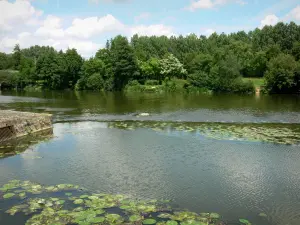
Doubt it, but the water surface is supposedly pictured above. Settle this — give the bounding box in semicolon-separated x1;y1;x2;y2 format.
1;91;300;225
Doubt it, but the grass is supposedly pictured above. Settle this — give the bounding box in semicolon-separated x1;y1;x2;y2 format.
243;77;264;88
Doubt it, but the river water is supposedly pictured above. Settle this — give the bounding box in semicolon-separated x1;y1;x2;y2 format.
0;91;300;225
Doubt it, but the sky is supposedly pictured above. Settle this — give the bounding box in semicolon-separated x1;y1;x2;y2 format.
0;0;299;57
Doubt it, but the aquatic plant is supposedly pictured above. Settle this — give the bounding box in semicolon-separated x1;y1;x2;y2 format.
0;180;236;225
108;121;300;145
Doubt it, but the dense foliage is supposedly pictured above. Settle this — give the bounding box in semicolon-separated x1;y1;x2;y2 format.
1;22;300;94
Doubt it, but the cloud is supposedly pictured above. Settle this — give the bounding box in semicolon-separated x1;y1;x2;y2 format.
65;15;125;39
203;28;215;36
0;1;175;57
134;12;151;23
130;24;175;37
286;5;300;21
186;0;246;11
260;14;279;28
35;15;65;38
0;0;43;30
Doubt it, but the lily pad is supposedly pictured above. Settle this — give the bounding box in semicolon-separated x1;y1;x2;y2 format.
210;212;220;219
3;193;15;199
239;218;251;224
129;214;143;222
74;199;84;204
19;192;26;198
65;192;72;196
143;218;157;224
90;217;105;223
166;220;178;225
258;213;267;217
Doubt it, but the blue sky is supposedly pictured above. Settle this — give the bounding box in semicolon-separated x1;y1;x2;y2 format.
1;0;300;57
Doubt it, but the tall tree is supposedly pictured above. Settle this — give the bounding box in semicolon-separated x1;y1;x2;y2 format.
109;35;139;90
12;44;21;70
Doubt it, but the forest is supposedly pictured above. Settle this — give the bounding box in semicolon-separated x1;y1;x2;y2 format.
0;21;300;94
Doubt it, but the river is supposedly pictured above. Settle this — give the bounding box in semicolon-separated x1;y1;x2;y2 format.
0;91;300;225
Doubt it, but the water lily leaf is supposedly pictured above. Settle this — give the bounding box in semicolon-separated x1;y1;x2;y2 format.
80;195;89;199
239;218;250;224
74;199;84;204
105;213;123;224
166;220;178;225
3;193;15;199
129;214;142;222
143;218;157;224
19;192;26;198
88;195;99;200
120;205;132;210
65;192;72;196
180;221;206;225
90;217;105;223
57;200;65;205
210;212;220;219
158;213;172;219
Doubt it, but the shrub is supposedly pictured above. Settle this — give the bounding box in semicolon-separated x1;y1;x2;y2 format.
264;54;298;93
145;80;159;85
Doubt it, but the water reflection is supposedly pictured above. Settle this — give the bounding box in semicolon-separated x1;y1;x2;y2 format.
1;122;300;225
1;91;300;123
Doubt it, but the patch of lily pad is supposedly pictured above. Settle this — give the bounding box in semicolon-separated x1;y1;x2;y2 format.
1;180;250;225
108;121;300;145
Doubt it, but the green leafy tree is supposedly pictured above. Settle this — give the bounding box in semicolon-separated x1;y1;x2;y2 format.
292;42;300;61
208;54;242;92
109;35;139;90
264;54;298;93
36;50;60;89
139;58;161;82
64;49;83;88
12;44;21;70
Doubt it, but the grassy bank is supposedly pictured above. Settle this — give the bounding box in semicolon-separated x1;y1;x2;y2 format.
242;78;264;89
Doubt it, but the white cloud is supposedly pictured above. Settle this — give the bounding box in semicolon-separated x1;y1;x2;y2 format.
65;15;125;39
0;0;43;30
130;24;175;37
35;15;65;38
134;12;151;23
260;14;279;28
0;2;174;57
186;0;246;11
286;5;300;21
204;28;215;36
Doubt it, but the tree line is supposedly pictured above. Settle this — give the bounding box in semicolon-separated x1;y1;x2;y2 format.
0;21;300;94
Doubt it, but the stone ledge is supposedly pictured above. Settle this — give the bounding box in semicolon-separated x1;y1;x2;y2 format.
0;110;52;142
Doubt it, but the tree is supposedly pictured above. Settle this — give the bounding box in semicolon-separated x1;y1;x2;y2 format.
12;44;21;70
109;35;139;90
64;49;83;88
292;42;300;61
208;54;242;92
138;58;161;82
76;57;105;90
0;53;13;70
160;54;187;80
244;51;267;77
36;50;60;89
264;54;298;93
188;53;213;74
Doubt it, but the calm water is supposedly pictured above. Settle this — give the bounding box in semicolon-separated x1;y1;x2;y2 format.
1;91;300;225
